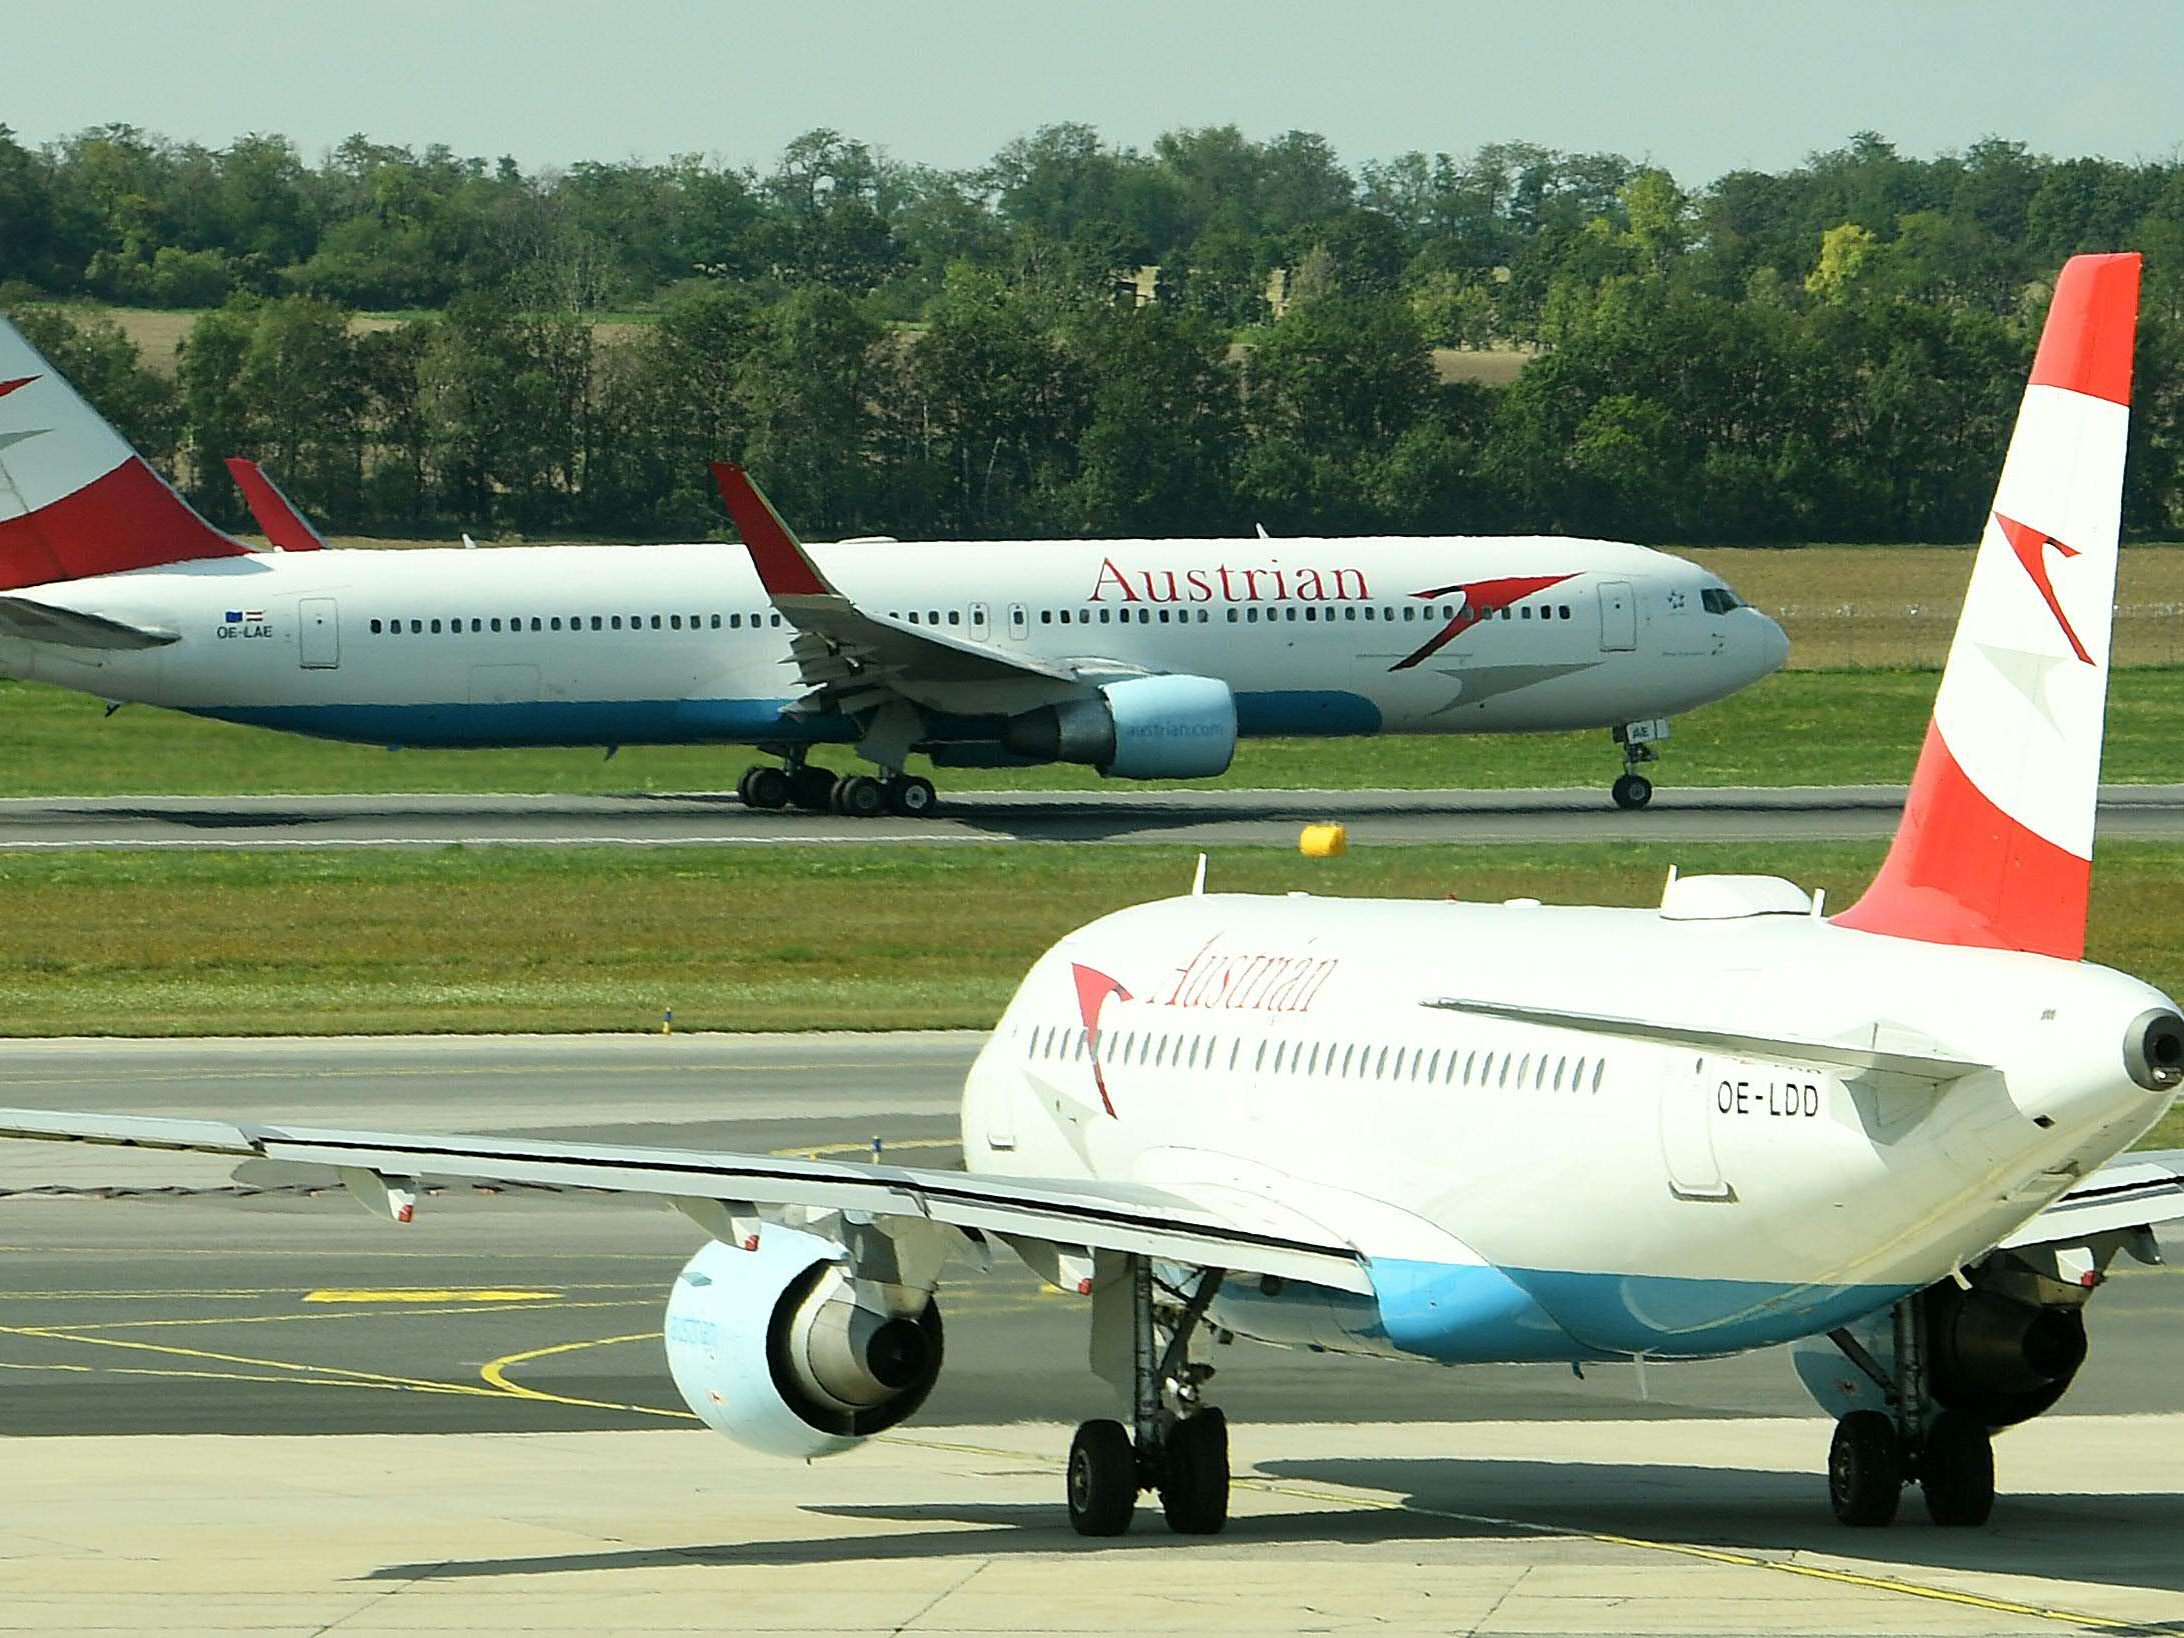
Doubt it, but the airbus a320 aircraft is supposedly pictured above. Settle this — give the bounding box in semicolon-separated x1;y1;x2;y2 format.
4;254;2180;1536
0;316;1785;812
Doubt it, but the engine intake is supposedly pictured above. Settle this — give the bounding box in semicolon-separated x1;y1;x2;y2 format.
1002;675;1237;779
664;1230;943;1459
2123;1007;2184;1091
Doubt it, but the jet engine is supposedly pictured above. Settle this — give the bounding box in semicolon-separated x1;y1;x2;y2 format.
1002;675;1237;779
663;1228;944;1459
1922;1281;2086;1427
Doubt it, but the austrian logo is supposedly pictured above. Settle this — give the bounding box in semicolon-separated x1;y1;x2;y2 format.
1994;512;2093;665
1391;574;1576;671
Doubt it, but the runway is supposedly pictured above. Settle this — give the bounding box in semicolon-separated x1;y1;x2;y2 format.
11;782;2184;849
3;1033;2181;1633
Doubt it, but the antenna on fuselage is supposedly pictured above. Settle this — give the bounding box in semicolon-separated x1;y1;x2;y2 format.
1254;523;1272;540
462;533;479;550
1191;853;1208;896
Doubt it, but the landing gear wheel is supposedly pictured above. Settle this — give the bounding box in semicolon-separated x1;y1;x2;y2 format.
735;767;757;805
834;773;886;819
1918;1411;1995;1527
887;775;939;818
743;767;790;810
1611;773;1653;810
1158;1407;1230;1535
1828;1410;1904;1527
1067;1419;1137;1537
788;764;835;812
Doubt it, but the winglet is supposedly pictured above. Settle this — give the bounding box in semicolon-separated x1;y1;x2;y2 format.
224;458;328;552
709;462;835;598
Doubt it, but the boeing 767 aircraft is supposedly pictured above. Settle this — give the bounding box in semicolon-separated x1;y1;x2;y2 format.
0;317;1785;812
4;255;2180;1535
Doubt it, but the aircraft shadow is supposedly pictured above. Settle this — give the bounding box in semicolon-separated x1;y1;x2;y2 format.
361;1453;2184;1612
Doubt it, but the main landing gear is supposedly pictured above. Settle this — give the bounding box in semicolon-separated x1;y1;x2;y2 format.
1609;719;1669;810
1824;1298;1996;1528
735;757;939;819
1068;1260;1230;1537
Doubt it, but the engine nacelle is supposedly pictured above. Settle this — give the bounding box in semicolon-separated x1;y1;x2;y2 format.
1924;1282;2086;1427
663;1229;943;1459
1001;675;1237;779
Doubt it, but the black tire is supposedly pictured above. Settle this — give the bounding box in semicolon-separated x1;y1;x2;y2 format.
839;774;887;819
1067;1419;1137;1537
735;766;757;806
1611;773;1654;810
1159;1407;1230;1535
1919;1410;1995;1527
789;765;835;812
1828;1410;1903;1527
889;775;939;818
744;767;791;810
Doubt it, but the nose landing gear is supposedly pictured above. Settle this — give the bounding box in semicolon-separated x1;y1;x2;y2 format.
1066;1260;1230;1537
1610;719;1669;809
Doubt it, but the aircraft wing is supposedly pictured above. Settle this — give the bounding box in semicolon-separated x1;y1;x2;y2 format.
1423;997;1991;1080
1997;1148;2184;1251
225;458;328;552
0;595;178;650
709;463;1099;711
0;1107;1372;1295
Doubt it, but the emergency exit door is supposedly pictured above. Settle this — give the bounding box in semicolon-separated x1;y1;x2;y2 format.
298;598;339;669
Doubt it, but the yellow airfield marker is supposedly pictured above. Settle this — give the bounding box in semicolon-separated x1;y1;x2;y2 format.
303;1289;561;1304
1299;822;1348;857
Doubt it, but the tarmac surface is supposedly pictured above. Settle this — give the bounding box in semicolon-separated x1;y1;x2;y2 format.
7;782;2184;850
2;1032;2181;1633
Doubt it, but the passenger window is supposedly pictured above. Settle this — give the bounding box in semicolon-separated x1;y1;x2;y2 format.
650;615;662;630
1362;606;1375;621
670;615;683;630
409;619;422;633
947;611;960;626
771;614;783;627
549;617;562;631
1344;606;1357;620
1285;607;1297;622
1592;1060;1606;1093
1226;608;1238;623
1246;608;1258;623
1374;1045;1389;1078
610;616;622;630
1228;1039;1241;1070
1254;1041;1268;1071
1428;1049;1441;1081
1273;1041;1288;1072
1041;610;1053;624
429;619;442;633
530;617;542;631
1340;1043;1356;1076
369;619;382;633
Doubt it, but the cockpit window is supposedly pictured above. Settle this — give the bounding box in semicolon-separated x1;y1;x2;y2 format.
1700;587;1744;614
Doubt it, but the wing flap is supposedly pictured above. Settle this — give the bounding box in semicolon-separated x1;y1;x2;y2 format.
1424;997;1990;1080
0;1108;1371;1293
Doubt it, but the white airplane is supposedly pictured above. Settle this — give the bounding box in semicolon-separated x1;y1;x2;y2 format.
0;320;1786;813
3;254;2179;1536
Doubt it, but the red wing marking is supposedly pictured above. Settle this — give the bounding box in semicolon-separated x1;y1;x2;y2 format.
709;462;831;597
1994;512;2092;665
1390;573;1575;671
1070;963;1133;1118
0;376;37;399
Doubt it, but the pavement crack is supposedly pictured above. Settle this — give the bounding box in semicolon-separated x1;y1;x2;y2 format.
891;1554;991;1634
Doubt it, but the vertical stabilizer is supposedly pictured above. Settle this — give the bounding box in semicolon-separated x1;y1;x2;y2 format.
1833;253;2140;959
0;316;247;591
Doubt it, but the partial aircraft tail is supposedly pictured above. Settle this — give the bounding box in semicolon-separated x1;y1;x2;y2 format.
0;315;249;592
225;457;328;552
1833;252;2140;960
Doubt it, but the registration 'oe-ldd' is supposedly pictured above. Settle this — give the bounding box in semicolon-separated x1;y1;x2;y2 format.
3;254;2180;1538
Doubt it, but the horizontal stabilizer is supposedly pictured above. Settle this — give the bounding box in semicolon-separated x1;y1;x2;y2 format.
1424;997;1990;1080
0;594;177;650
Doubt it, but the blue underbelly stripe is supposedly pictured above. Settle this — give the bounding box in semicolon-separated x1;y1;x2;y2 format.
183;689;1389;750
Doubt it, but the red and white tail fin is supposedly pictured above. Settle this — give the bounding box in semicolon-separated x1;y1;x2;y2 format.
0;316;248;592
225;457;329;552
1833;252;2140;960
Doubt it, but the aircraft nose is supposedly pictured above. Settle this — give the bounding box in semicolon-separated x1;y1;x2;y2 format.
1748;609;1790;677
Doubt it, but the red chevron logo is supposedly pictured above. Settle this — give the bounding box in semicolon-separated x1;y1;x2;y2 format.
0;376;38;399
1994;512;2092;665
1390;573;1576;671
1070;963;1132;1118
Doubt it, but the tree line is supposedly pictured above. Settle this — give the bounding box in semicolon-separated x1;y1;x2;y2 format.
3;123;2181;544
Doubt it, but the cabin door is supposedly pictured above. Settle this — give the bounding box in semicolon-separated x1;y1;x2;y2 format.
298;598;339;669
1598;582;1637;651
